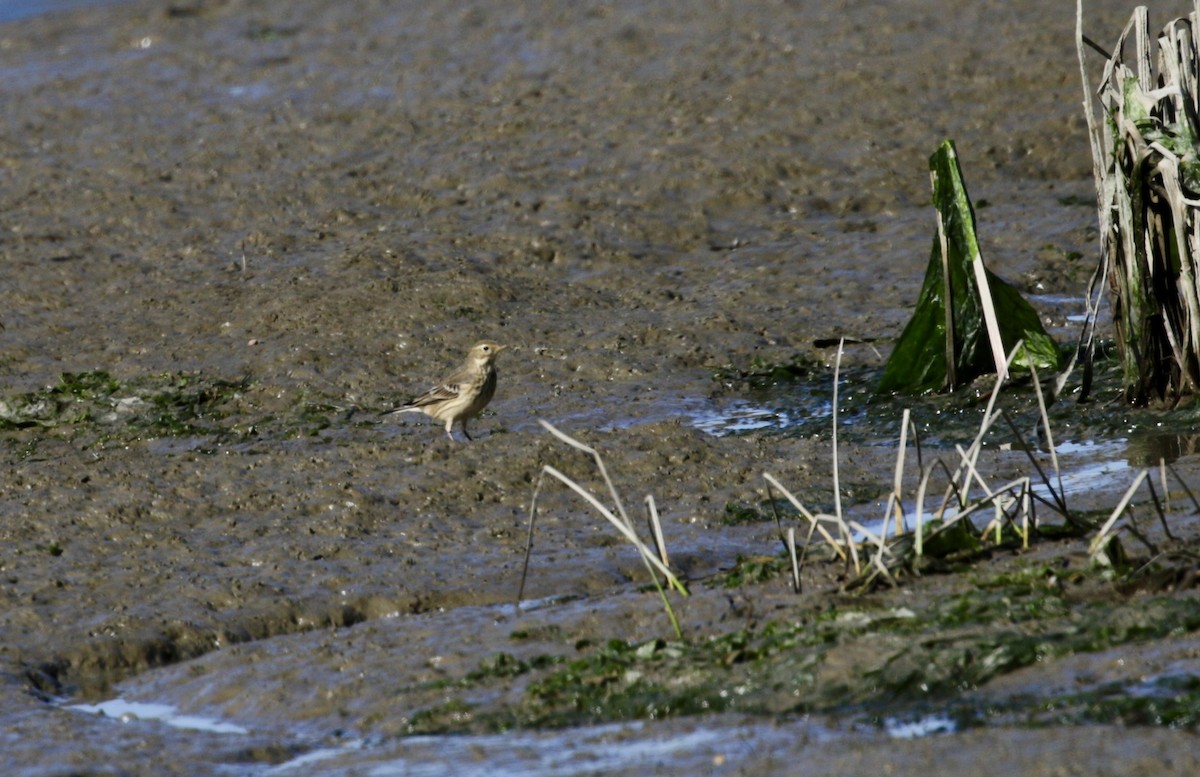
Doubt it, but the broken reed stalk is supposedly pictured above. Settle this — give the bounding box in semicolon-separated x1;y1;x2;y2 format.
645;494;670;570
999;410;1072;522
940;200;1008;387
1025;346;1064;503
764;357;1185;589
1166;459;1200;513
1021;484;1032;550
768;353;1103;589
518;421;688;638
764;472;847;561
1159;458;1171;522
1077;2;1200;404
768;475;822;591
539;419;634;530
949;342;1023;508
760;335;870;579
786;527;801;593
937;207;957;390
831;339;845;527
1143;473;1172;540
914;463;934;561
829;338;861;576
1083;453;1193;565
1089;469;1151;557
891;408;911;536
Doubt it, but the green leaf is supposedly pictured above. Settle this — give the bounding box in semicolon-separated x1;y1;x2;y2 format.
878;140;1062;394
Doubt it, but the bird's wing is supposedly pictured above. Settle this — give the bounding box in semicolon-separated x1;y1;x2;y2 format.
402;380;462;409
380;362;474;415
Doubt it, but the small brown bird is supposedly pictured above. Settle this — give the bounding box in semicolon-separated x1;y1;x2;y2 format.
382;340;506;441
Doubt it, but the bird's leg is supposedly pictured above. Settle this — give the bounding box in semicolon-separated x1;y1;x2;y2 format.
445;419;458;442
461;420;474;442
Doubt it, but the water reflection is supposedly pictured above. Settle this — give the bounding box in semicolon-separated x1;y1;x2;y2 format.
1125;433;1200;467
66;697;248;735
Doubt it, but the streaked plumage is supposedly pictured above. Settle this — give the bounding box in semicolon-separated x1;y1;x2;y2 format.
382;340;505;441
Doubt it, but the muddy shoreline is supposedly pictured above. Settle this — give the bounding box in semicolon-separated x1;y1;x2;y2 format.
3;0;1200;773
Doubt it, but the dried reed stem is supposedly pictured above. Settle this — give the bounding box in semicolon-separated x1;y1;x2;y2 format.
518;422;688;637
1077;2;1200;403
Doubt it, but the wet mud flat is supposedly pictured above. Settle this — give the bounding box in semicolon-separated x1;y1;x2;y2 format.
3;0;1200;773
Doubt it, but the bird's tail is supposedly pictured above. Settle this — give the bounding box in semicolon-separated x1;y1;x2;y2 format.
379;405;419;417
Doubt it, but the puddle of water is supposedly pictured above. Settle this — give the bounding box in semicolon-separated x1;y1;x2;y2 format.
686;398;835;434
60;689;850;777
65;697;249;735
1054;439;1123;456
265;717;841;777
545;394;826;437
845;438;1134;543
1125;431;1200;467
1027;294;1084;306
689;399;815;436
1053;455;1131;497
229;82;273;100
381;724;718;777
1027;293;1099;327
0;0;126;23
884;713;957;739
1125;673;1195;700
509;593;579;613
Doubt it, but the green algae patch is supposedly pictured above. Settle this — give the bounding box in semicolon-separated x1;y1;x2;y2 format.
719;554;792;588
520;638;719;727
466;652;564;684
0;370;249;439
722;499;795;526
927;669;1200;732
0;371;122;429
132;373;251;438
0;370;366;447
400;555;1200;735
406;699;479;734
713;353;821;389
1047;675;1200;728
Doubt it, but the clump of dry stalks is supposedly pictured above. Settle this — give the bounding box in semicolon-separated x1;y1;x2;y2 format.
518;420;689;638
514;329;1198;612
518;342;1192;622
766;340;1198;592
1076;2;1200;405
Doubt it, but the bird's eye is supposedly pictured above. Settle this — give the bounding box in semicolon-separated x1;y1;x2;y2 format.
482;345;491;352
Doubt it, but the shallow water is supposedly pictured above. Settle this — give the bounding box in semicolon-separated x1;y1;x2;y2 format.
60;701;846;776
0;0;121;23
690;398;816;436
66;698;250;735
